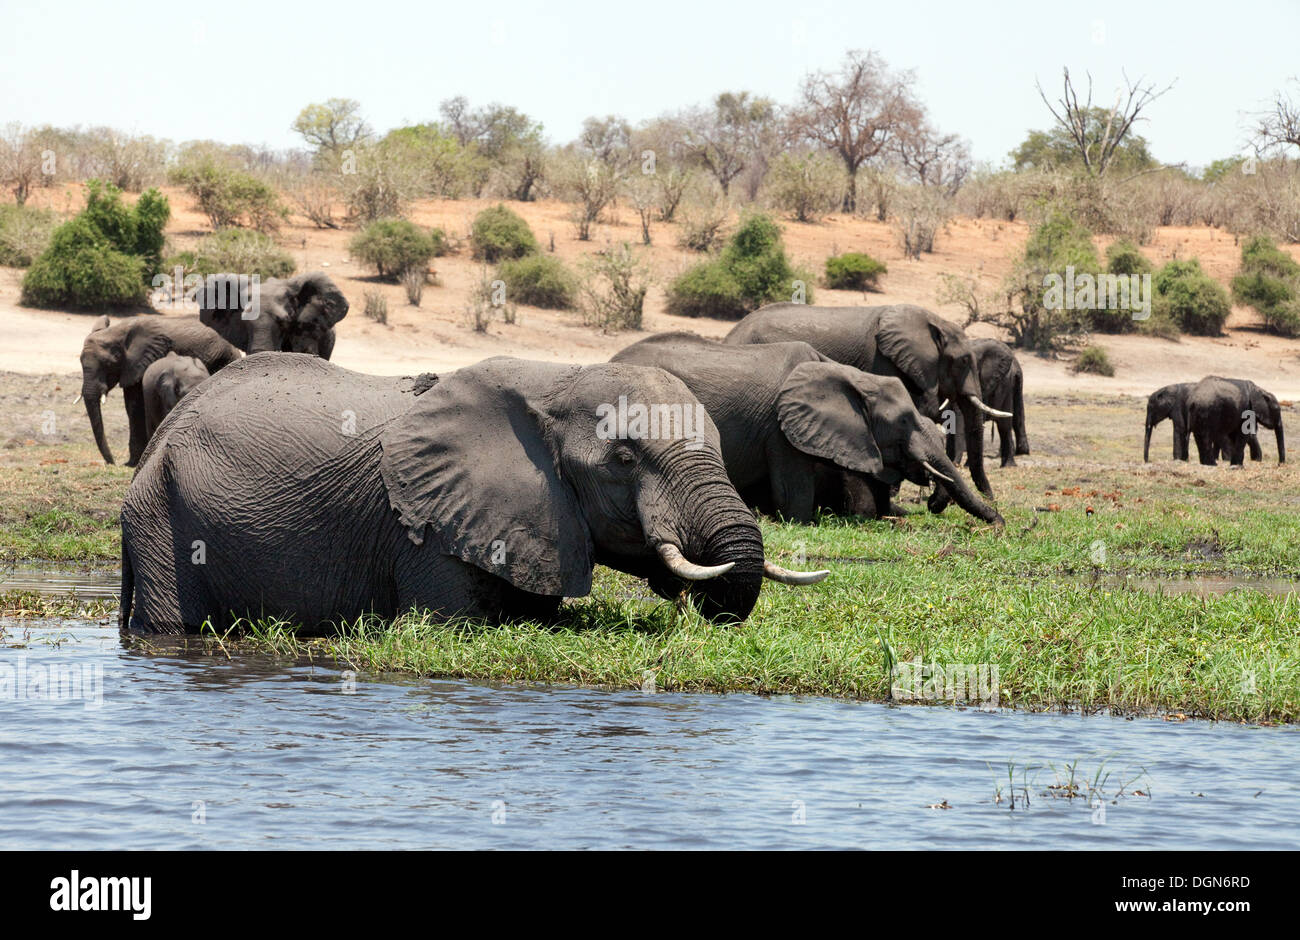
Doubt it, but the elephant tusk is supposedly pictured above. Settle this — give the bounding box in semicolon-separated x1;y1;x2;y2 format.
938;398;949;411
72;394;82;404
921;460;954;484
968;395;1013;419
763;561;830;585
656;543;735;581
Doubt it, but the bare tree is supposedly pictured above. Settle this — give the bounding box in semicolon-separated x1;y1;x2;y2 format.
678;92;776;197
792;50;923;213
1035;68;1175;177
1256;81;1300;154
0;124;47;205
894;123;971;195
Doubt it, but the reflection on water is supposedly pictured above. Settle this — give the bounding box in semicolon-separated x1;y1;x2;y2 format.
0;621;1296;849
0;563;121;601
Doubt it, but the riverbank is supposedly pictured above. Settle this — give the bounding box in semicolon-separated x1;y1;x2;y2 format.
3;385;1298;721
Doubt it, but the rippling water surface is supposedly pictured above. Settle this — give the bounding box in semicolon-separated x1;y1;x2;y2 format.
1;620;1296;849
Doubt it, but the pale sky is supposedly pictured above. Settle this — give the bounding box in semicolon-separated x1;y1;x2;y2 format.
2;0;1296;170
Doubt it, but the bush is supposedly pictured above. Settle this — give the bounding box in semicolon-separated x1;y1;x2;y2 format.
1089;239;1155;333
21;180;169;309
997;211;1100;350
164;229;295;281
1105;240;1153;277
1231;235;1300;337
676;202;729;252
169;159;287;233
1072;345;1115;376
667;213;812;319
1152;258;1230;336
825;252;887;291
0;204;57;267
892;185;954;259
766;152;843;222
363;290;388;325
471;204;538;262
578;243;650;331
350;218;439;279
497;254;576;309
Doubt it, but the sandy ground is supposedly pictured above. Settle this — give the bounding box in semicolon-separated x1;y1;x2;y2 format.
6;184;1300;400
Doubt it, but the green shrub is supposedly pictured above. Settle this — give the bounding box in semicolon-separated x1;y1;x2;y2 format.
1086;239;1156;333
1072;345;1115;376
471;204;538;262
1153;258;1231;336
497;254;576;309
1105;240;1153;276
998;211;1100;350
168;159;287;233
667;212;811;319
767;151;843;222
0;204;57;267
350;218;439;279
20;181;169;309
1231;235;1300;337
163;229;296;281
824;252;887;291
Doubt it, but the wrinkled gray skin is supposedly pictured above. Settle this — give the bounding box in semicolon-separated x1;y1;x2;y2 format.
725;303;999;497
198;271;348;358
142;352;210;439
120;354;787;634
1187;376;1286;466
80;315;241;466
1144;382;1195;462
612;333;1002;525
949;338;1029;468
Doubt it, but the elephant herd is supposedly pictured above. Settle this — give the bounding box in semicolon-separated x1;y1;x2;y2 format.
101;280;1029;634
1145;376;1286;466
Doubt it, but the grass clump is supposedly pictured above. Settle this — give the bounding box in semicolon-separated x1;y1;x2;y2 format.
1071;345;1115;376
0;204;57;267
497;254;576;309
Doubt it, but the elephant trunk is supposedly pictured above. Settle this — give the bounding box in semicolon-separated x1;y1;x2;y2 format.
1013;371;1029;455
958;397;994;496
1276;421;1286;463
641;461;765;623
919;440;1002;525
1143;423;1153;463
83;380;114;465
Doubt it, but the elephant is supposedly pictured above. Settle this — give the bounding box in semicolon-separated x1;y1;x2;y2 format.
1187;376;1286;466
79;315;242;466
1144;382;1195;462
724;303;1012;497
119;353;827;634
142;352;210;439
948;338;1029;468
611;332;1002;525
198;271;348;359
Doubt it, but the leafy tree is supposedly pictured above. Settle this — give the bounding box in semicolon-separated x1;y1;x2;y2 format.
291;98;373;163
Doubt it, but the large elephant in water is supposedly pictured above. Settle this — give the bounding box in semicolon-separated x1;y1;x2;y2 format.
1187;376;1286;466
612;332;1002;525
949;338;1029;468
1144;382;1194;462
724;303;1011;497
198;271;348;358
120;354;825;634
79;315;241;466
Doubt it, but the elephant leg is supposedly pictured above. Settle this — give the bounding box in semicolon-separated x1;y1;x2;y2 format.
1228;434;1246;466
837;472;883;519
1193;427;1217;466
766;444;816;523
946;409;966;464
1248;434;1263;461
997;417;1015;467
124;384;148;467
1173;419;1189;461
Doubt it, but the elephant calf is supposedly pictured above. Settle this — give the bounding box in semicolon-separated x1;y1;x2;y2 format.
1144;382;1195;462
80;315;242;466
612;332;1002;525
142;352;210;439
120;353;826;634
1188;376;1286;466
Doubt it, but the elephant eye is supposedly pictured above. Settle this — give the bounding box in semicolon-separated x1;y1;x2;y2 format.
612;446;636;466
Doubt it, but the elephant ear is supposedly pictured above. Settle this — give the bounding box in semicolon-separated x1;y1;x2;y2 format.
287;272;349;326
379;359;593;598
121;329;174;387
776;362;885;477
876;306;943;398
1247;384;1274;424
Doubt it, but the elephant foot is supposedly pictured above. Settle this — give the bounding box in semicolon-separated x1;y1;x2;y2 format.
1000;457;1016;468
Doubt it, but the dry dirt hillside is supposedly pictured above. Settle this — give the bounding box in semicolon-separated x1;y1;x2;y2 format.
4;183;1300;399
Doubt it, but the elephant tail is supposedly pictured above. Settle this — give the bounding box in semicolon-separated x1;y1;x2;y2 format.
118;540;134;631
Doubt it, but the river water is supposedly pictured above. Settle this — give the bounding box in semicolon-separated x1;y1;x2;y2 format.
2;616;1296;850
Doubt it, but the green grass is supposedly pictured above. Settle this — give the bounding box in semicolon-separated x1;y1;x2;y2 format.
5;381;1299;722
